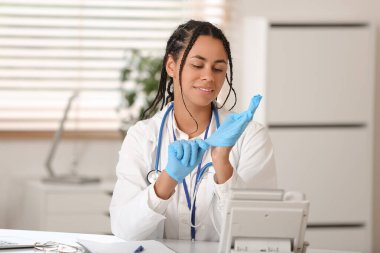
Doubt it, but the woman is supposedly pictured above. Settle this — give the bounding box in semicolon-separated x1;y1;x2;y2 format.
110;20;277;241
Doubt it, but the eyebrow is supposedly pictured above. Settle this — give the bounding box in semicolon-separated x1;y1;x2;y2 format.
191;55;227;64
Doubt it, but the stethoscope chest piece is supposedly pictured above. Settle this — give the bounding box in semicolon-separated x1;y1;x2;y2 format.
147;170;161;184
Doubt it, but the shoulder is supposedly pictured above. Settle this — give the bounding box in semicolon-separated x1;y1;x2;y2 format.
123;103;171;144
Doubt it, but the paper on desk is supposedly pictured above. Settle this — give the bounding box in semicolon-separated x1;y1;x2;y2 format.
77;239;176;253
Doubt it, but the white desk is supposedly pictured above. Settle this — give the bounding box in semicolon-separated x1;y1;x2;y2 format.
0;229;359;253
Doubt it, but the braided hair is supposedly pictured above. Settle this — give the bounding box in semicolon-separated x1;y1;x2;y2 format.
142;20;236;130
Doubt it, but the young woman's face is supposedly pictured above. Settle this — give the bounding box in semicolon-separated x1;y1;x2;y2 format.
167;35;228;108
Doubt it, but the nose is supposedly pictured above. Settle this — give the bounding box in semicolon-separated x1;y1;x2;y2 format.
200;67;214;83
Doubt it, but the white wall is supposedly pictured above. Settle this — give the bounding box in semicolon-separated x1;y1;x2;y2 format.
0;138;121;228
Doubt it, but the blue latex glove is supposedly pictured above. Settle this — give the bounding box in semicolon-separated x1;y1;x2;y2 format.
165;139;208;183
205;94;262;147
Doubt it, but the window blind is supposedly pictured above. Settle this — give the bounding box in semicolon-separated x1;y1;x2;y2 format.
0;0;227;132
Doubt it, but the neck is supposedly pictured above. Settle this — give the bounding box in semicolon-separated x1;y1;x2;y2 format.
173;100;212;138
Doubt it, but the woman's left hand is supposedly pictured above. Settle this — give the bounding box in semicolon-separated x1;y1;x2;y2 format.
205;94;262;147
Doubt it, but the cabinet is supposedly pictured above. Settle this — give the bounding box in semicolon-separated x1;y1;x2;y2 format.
235;18;374;252
21;180;114;234
266;25;372;124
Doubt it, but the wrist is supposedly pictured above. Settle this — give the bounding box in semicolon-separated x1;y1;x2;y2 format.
213;163;233;184
211;146;232;162
211;147;233;184
154;171;177;200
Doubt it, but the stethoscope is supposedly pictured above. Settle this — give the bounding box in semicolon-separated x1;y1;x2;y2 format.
146;102;220;240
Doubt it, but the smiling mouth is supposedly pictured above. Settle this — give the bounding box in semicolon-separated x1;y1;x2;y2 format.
195;87;214;93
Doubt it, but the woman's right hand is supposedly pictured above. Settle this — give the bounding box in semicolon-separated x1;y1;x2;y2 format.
165;139;208;183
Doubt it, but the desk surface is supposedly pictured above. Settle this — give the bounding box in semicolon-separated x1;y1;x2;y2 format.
0;229;359;253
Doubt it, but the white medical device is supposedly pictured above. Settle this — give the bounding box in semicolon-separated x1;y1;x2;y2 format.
218;189;309;253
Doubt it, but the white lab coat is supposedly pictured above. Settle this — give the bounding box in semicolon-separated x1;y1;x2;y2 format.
110;102;277;241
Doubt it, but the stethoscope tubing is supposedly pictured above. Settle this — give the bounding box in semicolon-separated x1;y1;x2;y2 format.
151;102;220;240
154;103;174;173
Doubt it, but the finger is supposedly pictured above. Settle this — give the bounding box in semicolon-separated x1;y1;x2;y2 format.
196;139;209;159
241;113;251;128
181;141;191;166
232;112;250;129
248;94;262;114
243;110;252;122
189;141;199;167
197;144;207;160
195;139;209;150
173;141;183;160
227;113;246;127
225;113;238;122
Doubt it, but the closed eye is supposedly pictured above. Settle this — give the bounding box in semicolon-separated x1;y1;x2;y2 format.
192;64;203;69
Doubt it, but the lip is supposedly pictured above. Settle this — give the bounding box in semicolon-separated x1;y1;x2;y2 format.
193;86;214;93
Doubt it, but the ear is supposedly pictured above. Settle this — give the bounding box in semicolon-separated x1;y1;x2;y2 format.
165;54;177;78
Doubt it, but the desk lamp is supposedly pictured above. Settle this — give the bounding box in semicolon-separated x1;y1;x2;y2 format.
43;91;100;184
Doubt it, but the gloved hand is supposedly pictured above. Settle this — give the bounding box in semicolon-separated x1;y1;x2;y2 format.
205;94;262;147
165;139;209;183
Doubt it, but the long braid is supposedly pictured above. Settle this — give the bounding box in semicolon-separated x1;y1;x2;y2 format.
217;31;236;110
166;79;174;104
178;24;206;134
142;55;168;118
142;34;181;118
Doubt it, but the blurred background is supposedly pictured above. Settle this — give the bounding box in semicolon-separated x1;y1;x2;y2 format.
0;0;379;252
